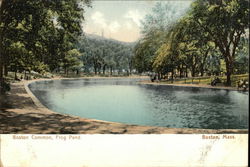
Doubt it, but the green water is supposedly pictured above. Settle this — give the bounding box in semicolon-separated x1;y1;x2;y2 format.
29;78;249;129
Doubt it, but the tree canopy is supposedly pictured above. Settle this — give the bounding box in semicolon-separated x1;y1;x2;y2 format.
78;34;134;75
0;0;91;92
134;0;249;85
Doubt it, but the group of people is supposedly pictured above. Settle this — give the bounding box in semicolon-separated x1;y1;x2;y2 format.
237;79;249;91
15;75;36;81
210;77;222;86
149;73;164;82
149;73;158;82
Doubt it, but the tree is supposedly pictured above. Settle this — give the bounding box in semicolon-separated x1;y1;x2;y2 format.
153;15;216;79
191;0;249;85
141;1;190;36
62;49;81;75
134;1;191;73
173;16;215;77
153;43;175;79
0;0;90;92
134;31;165;73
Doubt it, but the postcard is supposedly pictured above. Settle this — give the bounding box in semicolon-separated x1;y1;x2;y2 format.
0;0;248;166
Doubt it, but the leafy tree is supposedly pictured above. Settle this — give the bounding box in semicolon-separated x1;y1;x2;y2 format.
0;0;90;92
62;49;81;75
153;15;216;78
141;2;190;36
134;2;191;73
191;0;249;85
134;31;165;73
174;16;215;77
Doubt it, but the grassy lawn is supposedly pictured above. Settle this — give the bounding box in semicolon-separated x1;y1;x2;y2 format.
160;74;249;87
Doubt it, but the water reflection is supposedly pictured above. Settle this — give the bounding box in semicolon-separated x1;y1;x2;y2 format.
29;78;249;129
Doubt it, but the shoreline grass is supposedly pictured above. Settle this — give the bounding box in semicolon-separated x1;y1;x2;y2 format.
158;74;249;87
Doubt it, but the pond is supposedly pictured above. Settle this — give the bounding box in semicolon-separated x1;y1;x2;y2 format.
29;78;249;129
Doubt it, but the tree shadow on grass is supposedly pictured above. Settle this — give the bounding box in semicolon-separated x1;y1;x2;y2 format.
0;85;36;109
0;110;94;134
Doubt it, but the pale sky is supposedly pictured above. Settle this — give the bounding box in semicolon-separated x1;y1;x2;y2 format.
82;1;192;42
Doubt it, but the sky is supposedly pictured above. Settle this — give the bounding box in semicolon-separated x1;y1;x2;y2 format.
82;1;192;42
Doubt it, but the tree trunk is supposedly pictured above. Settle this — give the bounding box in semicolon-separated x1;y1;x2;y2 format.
24;71;27;80
4;64;7;76
200;69;204;77
179;65;183;78
157;72;161;81
110;67;113;75
171;68;174;83
185;66;188;78
102;64;106;74
200;50;209;77
94;66;97;75
129;60;132;75
226;72;231;86
191;55;197;77
225;59;233;86
64;67;67;74
191;66;195;77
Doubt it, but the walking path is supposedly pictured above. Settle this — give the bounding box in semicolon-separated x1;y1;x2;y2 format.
0;79;248;134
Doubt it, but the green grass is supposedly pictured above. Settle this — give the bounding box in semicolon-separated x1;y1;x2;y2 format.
160;74;249;87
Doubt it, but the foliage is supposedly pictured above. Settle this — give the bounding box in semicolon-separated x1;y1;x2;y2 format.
62;49;81;74
135;0;249;84
0;0;91;85
134;2;189;73
234;36;249;74
78;34;134;75
190;0;249;85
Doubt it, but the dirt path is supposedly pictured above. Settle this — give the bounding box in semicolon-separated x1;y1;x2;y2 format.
0;80;248;134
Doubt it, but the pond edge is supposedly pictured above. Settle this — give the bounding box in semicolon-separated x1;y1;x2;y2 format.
24;78;248;134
